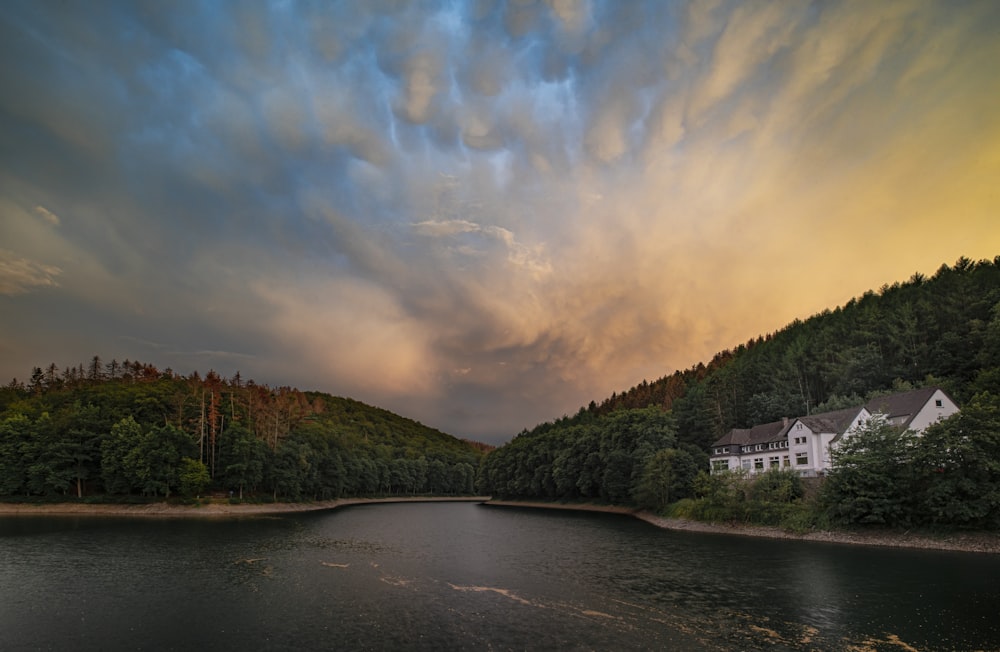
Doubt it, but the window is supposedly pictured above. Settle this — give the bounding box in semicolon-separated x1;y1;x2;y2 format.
769;457;780;468
754;458;764;470
935;399;943;407
796;453;808;466
712;460;729;473
796;423;803;430
782;455;790;467
793;436;806;445
742;460;751;470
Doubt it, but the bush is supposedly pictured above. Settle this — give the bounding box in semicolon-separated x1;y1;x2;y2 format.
749;469;804;504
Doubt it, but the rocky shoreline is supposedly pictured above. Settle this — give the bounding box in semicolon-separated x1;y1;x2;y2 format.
484;500;1000;555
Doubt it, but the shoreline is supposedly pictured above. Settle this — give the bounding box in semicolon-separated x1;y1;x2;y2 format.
0;496;490;518
3;497;997;554
484;500;1000;555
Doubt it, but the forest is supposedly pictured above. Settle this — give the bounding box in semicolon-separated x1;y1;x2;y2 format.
477;256;1000;529
0;362;486;501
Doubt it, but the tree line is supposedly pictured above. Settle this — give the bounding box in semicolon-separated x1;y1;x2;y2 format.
476;407;707;510
585;256;1000;449
0;364;484;501
479;256;1000;530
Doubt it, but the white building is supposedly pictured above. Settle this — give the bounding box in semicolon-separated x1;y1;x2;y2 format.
709;387;960;477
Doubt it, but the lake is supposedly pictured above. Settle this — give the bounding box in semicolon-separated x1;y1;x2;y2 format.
1;501;998;650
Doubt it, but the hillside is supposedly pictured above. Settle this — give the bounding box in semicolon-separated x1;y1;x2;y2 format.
0;363;486;500
477;256;1000;523
581;256;1000;448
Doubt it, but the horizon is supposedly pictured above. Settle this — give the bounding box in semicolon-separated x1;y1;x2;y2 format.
2;2;999;446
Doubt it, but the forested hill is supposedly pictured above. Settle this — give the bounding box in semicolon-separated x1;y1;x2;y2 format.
571;255;1000;449
476;256;1000;510
0;362;487;500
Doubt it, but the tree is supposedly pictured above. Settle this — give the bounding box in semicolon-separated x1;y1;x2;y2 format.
635;448;698;511
913;393;1000;529
821;417;920;527
223;425;267;499
101;416;144;494
178;458;211;498
88;355;103;382
0;414;33;495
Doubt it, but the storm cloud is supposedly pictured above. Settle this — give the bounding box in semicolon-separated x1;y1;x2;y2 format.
2;1;999;444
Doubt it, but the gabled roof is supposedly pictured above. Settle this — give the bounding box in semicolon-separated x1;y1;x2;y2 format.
711;428;747;448
712;419;789;449
864;387;942;429
796;406;866;436
709;387;955;451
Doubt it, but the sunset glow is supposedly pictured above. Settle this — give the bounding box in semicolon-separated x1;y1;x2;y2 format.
2;1;998;444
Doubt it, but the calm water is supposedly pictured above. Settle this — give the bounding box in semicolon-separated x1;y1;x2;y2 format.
1;502;998;651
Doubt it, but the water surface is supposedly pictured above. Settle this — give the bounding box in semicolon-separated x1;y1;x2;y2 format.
1;502;997;650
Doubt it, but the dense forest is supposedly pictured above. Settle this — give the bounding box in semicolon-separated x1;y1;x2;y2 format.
477;256;1000;528
0;361;487;501
595;256;1000;448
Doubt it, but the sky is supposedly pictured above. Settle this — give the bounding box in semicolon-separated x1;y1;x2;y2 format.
1;1;999;445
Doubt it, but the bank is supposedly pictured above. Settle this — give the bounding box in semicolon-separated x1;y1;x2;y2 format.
4;497;997;554
484;500;1000;555
0;496;490;518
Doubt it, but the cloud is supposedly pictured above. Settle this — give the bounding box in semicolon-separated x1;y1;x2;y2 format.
1;1;998;443
0;250;61;296
33;206;60;226
251;276;437;397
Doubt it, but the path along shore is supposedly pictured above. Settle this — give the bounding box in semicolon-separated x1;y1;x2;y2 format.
2;497;997;554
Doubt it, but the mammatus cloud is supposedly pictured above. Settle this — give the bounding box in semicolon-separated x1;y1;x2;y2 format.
0;1;998;443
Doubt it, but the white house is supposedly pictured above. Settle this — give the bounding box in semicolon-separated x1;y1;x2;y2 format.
863;386;959;434
710;419;793;475
784;406;870;477
709;387;960;477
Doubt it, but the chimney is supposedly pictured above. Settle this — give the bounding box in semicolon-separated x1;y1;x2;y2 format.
782;416;788;427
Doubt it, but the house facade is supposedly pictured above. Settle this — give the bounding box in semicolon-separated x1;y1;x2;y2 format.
709;387;960;477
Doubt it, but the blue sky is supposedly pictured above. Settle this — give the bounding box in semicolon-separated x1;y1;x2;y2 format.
2;1;999;444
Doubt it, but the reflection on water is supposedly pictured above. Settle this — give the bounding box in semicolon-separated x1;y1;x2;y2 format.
1;502;998;651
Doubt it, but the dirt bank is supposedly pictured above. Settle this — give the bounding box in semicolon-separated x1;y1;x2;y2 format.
484;500;1000;554
0;496;491;518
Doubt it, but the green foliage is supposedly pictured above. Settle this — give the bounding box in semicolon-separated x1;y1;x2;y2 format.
633;446;702;511
0;364;486;501
749;469;804;504
477;407;680;505
670;469;818;530
912;393;1000;529
821;395;1000;530
581;257;1000;446
178;458;210;498
822;417;920;527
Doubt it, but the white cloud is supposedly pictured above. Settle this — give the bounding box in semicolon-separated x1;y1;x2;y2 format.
33;205;60;226
0;250;61;296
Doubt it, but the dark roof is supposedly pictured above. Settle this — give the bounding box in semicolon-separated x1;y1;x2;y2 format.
712;419;789;448
864;387;942;429
796;406;866;435
709;387;953;451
